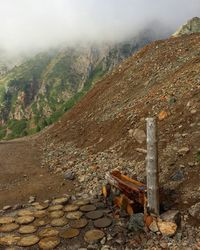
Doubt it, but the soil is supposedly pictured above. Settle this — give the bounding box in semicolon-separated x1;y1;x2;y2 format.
0;137;74;209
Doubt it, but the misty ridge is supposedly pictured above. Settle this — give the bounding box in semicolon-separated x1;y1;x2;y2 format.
0;0;200;57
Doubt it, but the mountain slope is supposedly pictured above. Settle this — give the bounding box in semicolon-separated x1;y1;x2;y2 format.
0;31;160;139
42;33;200;217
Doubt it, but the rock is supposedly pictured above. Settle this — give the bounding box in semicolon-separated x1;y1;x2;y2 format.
66;211;83;220
16;216;35;225
63;204;79;212
0;216;15;224
51;217;68;227
69;218;88;228
17;209;34;216
3;206;12;211
149;220;159;232
17;235;39;247
48;205;64;211
128;213;144;232
160;210;181;225
63;170;75;180
18;225;37;234
84;229;105;243
38;237;60;249
157;221;177;237
133;129;146;144
34;203;49;210
80;204;96;212
86;210;104;220
73;199;90;206
52;196;70;205
128;129;134;137
189;202;200;220
34;210;47;218
178;147;190;155
50;210;64;219
171;170;184;181
60;228;80;239
0;223;19;233
0;235;20;246
94;217;112;228
39;227;59;238
28;196;36;204
158;111;168;121
33;217;50;227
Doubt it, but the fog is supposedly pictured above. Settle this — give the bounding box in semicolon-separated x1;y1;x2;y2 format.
0;0;199;54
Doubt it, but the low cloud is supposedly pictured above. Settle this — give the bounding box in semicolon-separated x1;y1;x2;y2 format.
0;0;199;54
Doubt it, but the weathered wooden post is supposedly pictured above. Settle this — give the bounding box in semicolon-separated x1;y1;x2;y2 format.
146;117;159;215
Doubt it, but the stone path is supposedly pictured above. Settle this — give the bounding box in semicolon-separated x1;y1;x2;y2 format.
0;195;115;249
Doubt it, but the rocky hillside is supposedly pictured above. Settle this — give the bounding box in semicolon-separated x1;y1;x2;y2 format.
0;29;162;140
42;32;200;229
173;16;200;37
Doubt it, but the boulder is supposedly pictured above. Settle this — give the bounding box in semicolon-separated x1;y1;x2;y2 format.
189;202;200;220
133;129;146;144
157;221;177;237
160;210;181;225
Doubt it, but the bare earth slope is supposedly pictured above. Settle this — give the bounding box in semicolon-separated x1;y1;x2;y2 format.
0;138;74;208
43;33;200;214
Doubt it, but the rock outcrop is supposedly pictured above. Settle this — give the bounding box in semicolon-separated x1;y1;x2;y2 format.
173;17;200;37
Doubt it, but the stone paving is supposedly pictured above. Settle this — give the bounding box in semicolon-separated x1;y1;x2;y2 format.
0;195;115;249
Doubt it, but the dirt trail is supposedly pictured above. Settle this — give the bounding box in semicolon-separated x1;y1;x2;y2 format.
0;138;74;209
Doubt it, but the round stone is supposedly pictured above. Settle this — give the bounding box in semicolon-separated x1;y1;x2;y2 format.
39;227;59;238
0;235;20;246
0;216;15;224
66;211;83;220
48;205;64;212
18;225;37;234
38;237;60;249
73;199;90;206
63;204;79;212
94;217;112;228
80;205;96;212
52;197;70;205
34;203;49;210
60;228;80;239
86;210;103;220
51;217;68;227
34;210;47;218
17;235;39;247
0;223;19;233
33;217;50;227
16;216;35;225
84;229;105;243
50;210;64;219
17;209;34;217
69;218;88;229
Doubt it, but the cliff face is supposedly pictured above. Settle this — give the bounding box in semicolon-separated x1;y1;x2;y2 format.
173;17;200;37
0;32;158;139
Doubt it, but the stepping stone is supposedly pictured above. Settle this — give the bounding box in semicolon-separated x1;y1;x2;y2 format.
85;210;103;220
80;205;96;212
52;196;70;205
95;202;106;209
16;216;35;225
17;235;39;247
0;235;20;246
60;228;80;239
73;199;90;206
94;217;112;228
51;217;68;227
66;211;83;220
69;218;88;229
18;225;37;234
0;216;15;224
50;211;64;219
39;227;59;238
48;205;64;211
0;223;19;233
33;217;50;227
34;210;47;218
63;204;79;212
34;203;49;210
84;229;105;243
17;209;34;217
38;236;60;249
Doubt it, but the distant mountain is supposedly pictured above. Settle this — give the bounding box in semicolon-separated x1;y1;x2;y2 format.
0;27;167;140
173;17;200;37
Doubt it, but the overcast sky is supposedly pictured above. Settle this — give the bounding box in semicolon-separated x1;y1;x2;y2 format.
0;0;199;53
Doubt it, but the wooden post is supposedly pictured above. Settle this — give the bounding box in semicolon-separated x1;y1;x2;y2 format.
146;117;159;215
